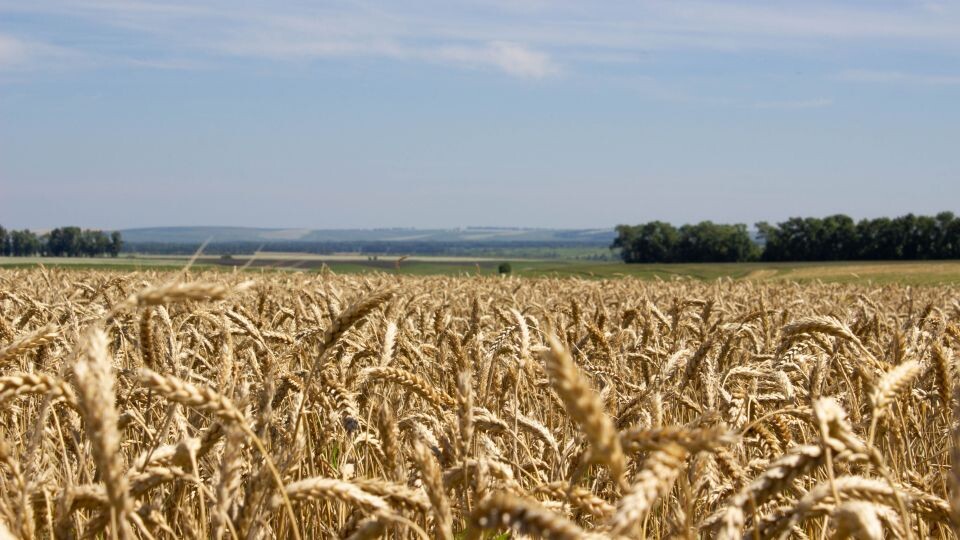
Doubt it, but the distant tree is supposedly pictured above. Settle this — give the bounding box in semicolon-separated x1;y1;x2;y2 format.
611;225;641;262
877;217;905;259
109;231;123;257
912;214;939;259
10;230;40;256
934;211;956;258
946;216;960;258
46;228;63;256
676;221;756;262
0;227;121;258
856;217;896;259
754;221;778;259
498;262;512;274
757;218;789;261
762;215;857;261
47;227;82;256
613;221;679;263
90;230;111;257
78;230;99;256
65;227;83;256
888;214;917;259
820;214;856;260
758;211;960;262
616;220;757;263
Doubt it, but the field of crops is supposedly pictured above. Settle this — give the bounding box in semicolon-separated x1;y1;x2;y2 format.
1;267;959;539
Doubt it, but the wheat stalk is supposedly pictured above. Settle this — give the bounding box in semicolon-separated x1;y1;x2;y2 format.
542;334;627;490
609;442;689;535
73;328;133;540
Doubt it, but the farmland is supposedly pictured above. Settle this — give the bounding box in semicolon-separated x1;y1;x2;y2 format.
0;267;958;538
4;254;960;285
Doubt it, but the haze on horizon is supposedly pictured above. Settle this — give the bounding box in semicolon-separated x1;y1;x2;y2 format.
1;1;958;231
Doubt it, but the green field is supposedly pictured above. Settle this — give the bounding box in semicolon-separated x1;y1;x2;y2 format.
3;254;960;285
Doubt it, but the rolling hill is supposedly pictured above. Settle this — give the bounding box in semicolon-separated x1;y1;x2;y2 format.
120;226;616;245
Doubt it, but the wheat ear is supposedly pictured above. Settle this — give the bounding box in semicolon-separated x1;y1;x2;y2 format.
542;334;627;490
73;328;134;540
609;442;689;535
466;492;587;540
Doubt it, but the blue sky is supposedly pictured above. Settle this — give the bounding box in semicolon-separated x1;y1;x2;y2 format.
1;0;958;230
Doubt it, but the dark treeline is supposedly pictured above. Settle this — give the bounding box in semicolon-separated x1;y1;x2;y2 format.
612;221;757;263
757;212;959;261
613;212;960;263
0;225;123;257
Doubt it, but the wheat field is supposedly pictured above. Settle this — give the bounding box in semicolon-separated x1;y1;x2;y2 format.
0;267;958;539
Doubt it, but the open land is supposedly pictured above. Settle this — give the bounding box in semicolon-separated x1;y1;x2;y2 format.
0;267;957;538
3;254;960;285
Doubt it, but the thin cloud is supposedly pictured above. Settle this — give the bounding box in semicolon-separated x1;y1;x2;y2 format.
3;1;960;77
216;36;557;79
431;41;558;79
0;32;83;71
0;34;28;67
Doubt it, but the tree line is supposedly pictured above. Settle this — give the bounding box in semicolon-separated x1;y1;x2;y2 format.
0;226;123;257
613;212;960;263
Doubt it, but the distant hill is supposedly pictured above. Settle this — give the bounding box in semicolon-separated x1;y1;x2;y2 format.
120;226;616;245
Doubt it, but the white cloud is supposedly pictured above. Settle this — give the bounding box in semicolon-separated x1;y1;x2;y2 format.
432;41;558;78
753;98;834;110
0;33;83;71
0;34;29;67
3;1;960;78
839;69;960;86
216;36;557;78
86;3;562;78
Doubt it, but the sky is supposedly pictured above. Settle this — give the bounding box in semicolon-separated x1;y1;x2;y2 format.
1;0;958;230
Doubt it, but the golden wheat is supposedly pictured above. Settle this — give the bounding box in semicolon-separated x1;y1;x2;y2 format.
0;268;956;539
